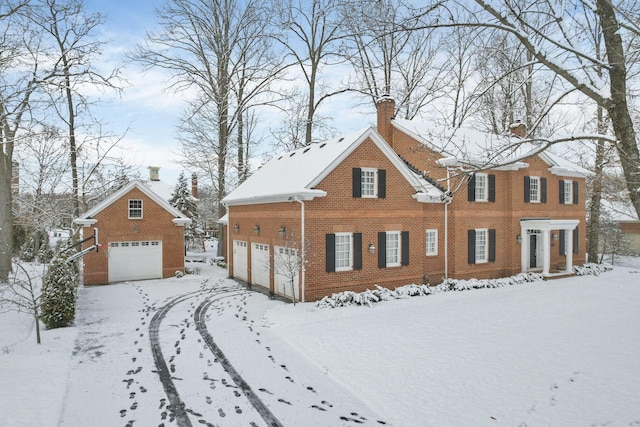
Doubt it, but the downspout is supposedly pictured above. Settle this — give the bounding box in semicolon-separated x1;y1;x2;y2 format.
295;198;306;302
444;168;452;280
223;202;230;277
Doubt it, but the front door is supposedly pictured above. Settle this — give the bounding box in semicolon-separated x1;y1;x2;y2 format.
529;234;538;269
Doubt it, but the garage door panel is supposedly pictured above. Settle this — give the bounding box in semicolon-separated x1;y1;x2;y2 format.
233;240;248;281
108;241;162;282
251;243;270;289
274;246;300;300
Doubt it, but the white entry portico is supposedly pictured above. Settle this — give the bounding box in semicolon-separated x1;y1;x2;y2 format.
520;218;579;275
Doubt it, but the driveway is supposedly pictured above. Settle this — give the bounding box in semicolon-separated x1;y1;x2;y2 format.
58;269;387;426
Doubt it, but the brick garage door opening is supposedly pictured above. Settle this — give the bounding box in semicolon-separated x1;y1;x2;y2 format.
108;241;162;283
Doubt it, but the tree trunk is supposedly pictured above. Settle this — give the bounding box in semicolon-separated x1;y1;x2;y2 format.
587;112;605;263
0;149;13;281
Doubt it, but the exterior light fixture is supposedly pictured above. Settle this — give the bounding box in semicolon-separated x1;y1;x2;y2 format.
516;234;522;244
234;224;240;233
278;226;286;237
368;243;376;254
253;224;260;235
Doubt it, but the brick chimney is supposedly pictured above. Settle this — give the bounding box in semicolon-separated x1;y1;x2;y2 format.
509;120;527;138
191;173;199;199
376;95;395;147
148;166;160;181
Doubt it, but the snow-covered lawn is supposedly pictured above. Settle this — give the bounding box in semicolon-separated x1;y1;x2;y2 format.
1;257;639;426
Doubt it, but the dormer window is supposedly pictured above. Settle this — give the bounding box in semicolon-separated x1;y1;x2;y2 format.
129;199;143;219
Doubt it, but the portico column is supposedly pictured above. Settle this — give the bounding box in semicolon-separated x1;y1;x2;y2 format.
542;229;551;275
566;228;573;272
520;226;528;273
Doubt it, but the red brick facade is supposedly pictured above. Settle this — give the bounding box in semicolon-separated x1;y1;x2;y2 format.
77;183;188;285
224;104;588;301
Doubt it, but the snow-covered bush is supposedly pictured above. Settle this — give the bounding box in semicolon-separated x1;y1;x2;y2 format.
573;263;613;276
40;255;79;329
316;273;544;309
175;270;185;278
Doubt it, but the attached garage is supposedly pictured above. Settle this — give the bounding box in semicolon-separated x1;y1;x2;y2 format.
251;243;270;289
108;240;163;282
233;240;248;281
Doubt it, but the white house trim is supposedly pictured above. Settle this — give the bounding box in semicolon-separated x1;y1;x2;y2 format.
520;218;579;275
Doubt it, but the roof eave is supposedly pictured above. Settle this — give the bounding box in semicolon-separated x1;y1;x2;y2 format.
223;190;327;206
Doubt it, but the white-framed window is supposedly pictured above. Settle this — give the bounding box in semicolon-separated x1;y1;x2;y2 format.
475;173;488;202
361;168;377;198
335;232;353;271
564;180;573;204
529;176;540;203
426;229;438;256
475;228;488;263
128;199;143;219
386;231;401;267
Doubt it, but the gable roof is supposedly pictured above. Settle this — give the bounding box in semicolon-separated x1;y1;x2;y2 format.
74;180;190;226
222;127;445;206
393;118;591;177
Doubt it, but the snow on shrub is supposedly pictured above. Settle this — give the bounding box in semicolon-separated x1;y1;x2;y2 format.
316;272;544;309
40;255;79;329
573;263;613;276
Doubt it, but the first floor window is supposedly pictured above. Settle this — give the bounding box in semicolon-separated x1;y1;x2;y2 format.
426;229;438;256
468;228;496;264
386;231;401;267
378;231;410;268
129;199;143;218
326;233;362;273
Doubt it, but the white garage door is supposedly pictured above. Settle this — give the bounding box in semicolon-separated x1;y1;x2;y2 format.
251;243;270;289
233;240;248;281
274;246;300;301
108;241;162;283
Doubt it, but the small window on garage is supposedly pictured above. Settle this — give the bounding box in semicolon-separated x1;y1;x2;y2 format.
129;199;143;219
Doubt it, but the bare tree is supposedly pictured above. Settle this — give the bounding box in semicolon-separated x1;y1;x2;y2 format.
274;0;349;145
135;0;281;219
0;262;44;344
429;0;640;222
341;0;445;120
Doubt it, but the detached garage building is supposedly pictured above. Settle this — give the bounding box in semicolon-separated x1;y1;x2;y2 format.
74;179;191;285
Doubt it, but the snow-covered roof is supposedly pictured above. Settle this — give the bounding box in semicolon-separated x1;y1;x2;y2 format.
74;180;190;226
601;199;639;222
222;127;445;206
393;119;591;177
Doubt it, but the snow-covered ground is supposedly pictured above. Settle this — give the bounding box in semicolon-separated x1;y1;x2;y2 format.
1;254;639;426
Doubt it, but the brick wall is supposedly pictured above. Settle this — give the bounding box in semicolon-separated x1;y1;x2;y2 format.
82;187;186;285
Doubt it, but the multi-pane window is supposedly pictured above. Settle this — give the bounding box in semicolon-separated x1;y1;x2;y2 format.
335;233;352;271
361;168;377;198
475;173;488;201
426;229;438;256
386;231;401;267
564;181;573;204
475;228;488;263
128;199;143;218
529;177;540;202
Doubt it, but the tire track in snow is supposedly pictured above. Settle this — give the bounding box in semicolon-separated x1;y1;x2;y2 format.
195;297;284;427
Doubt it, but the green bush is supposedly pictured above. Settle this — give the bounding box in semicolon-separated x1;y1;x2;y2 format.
40;255;79;329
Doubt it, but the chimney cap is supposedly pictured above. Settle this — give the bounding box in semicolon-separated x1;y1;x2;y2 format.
376;94;394;104
147;166;161;181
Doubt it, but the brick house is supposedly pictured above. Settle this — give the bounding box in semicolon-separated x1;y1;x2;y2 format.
74;176;191;285
222;98;590;302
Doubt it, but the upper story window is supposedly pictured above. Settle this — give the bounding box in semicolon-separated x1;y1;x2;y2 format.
559;180;579;205
129;199;143;219
468;173;495;202
426;229;438;256
326;232;362;273
353;168;386;199
524;176;547;203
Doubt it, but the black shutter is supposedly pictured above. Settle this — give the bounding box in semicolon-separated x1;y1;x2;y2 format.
326;234;336;272
573;181;579;205
352;168;362;198
468;174;476;201
559;180;565;204
541;178;547;203
524;176;531;203
378;169;386;199
573;228;579;254
378;232;386;268
353;233;362;270
559;230;566;256
468;229;476;264
488;174;496;202
401;231;409;266
488;229;496;262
